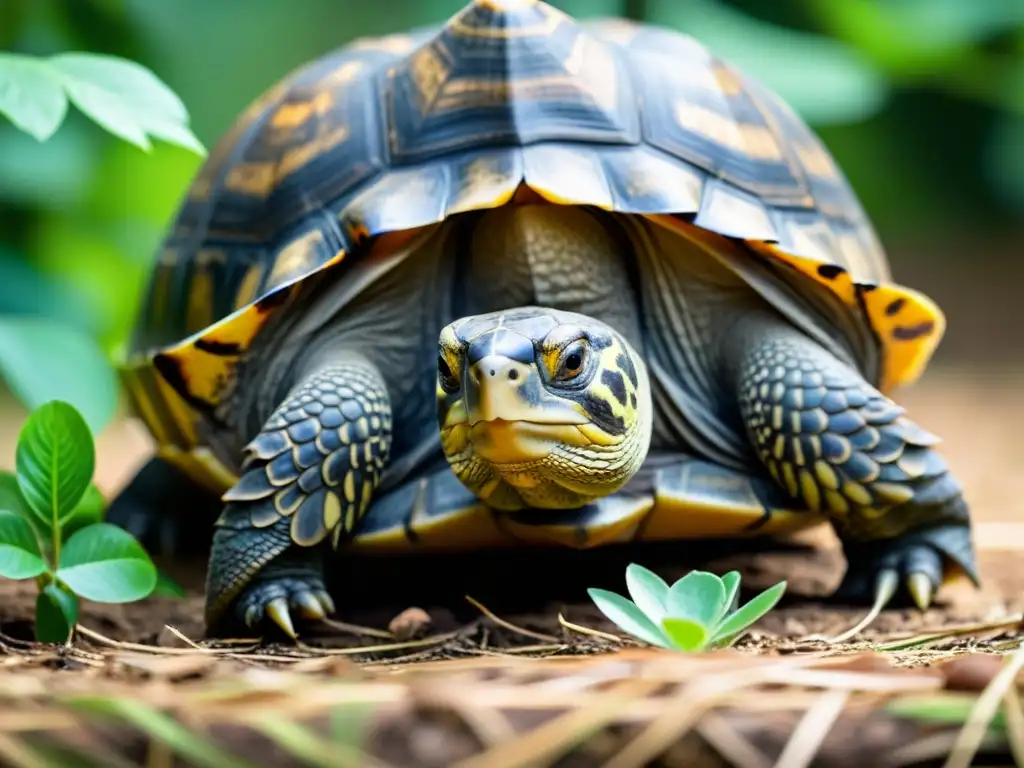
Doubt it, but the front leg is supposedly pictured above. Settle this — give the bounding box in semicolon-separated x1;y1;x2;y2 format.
204;355;392;638
730;318;978;611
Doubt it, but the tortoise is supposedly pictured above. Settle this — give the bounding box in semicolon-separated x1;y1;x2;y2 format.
108;0;978;638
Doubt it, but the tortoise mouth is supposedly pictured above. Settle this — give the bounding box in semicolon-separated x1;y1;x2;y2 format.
467;420;587;464
466;416;589;428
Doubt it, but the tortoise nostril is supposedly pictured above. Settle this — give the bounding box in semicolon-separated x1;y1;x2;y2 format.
489;369;495;377
508;369;519;381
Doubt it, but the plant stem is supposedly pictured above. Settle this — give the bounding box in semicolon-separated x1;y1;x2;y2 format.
50;431;60;565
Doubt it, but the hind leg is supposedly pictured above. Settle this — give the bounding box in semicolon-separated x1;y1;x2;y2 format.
106;457;223;558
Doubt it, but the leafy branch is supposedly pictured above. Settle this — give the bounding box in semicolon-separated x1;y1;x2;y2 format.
0;50;205;435
0;400;181;644
0;51;205;155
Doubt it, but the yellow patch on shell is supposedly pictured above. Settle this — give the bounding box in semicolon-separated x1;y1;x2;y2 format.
120;361;238;495
448;156;521;215
645;214;944;393
639;498;820;540
150;250;346;410
347;487;509;552
859;283;946;391
522;145;615;210
265;230;327;293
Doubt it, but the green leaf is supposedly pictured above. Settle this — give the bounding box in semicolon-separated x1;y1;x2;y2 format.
711;580;787;644
47;53;205;156
16;401;96;530
0;471;30;520
666;571;726;629
624;563;670;624
721;571;741;615
0;54;69;141
56;523;156;603
0;510;46;579
661;617;710;652
152;570;186;598
586;588;673;648
62;484;106;538
0;317;118;434
36;583;78;643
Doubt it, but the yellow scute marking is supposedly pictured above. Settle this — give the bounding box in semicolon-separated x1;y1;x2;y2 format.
448;157;520;215
750;242;857;305
350;505;510;553
409;47;450;107
233;263;265;310
266;230;326;292
674;102;783;161
638;495;821;540
279;124;349;178
319;60;365;87
793;141;842;179
862;283;945;391
271;91;334;129
223;162;278;198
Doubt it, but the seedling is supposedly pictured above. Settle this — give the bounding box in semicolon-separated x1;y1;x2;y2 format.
588;564;787;652
0;400;179;644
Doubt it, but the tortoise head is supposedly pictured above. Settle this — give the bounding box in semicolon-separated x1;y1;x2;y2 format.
436;307;652;511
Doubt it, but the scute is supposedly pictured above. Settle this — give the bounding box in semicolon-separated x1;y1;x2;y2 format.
124;0;945;496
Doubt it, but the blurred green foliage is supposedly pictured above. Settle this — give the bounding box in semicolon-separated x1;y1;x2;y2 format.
0;0;1020;430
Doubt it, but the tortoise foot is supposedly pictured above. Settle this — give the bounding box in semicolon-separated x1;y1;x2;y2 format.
833;522;976;611
234;567;335;639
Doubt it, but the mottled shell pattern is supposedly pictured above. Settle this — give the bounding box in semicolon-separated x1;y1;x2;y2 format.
120;0;944;494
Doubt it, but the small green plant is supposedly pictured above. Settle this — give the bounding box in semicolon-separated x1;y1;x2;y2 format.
588;564;787;652
0;400;178;643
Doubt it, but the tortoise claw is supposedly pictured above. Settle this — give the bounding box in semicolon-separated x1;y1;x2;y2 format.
265;597;297;639
316;590;336;615
230;570;333;640
907;572;934;611
874;568;899;612
295;591;328;620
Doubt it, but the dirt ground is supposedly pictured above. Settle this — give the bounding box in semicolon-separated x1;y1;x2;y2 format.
0;368;1023;766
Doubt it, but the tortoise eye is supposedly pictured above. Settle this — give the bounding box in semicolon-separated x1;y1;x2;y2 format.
555;342;588;381
438;355;459;393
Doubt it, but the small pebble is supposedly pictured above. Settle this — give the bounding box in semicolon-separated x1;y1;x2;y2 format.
784;618;808;636
389;607;432;641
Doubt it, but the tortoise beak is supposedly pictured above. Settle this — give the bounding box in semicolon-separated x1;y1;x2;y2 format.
465;355;587;426
464;354;588;465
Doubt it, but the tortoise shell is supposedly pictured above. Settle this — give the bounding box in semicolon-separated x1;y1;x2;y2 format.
120;0;944;496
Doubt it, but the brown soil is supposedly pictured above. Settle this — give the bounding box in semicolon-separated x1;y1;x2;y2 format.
0;369;1022;766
